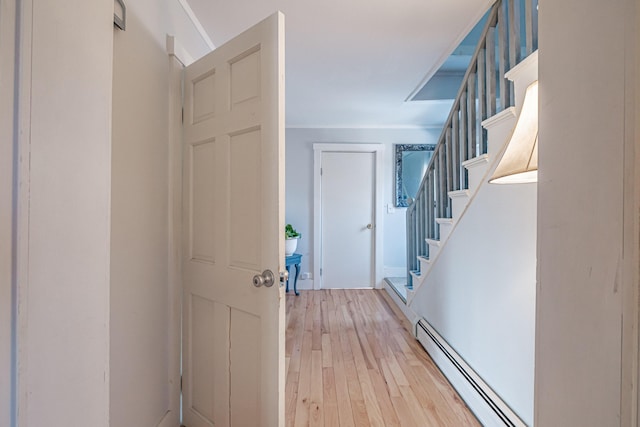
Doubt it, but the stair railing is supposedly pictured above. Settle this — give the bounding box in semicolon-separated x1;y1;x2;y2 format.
406;0;538;287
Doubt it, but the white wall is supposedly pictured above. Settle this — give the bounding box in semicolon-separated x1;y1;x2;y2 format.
285;127;440;287
0;1;16;425
10;1;210;426
410;180;537;424
110;2;210;426
535;0;638;424
17;1;114;425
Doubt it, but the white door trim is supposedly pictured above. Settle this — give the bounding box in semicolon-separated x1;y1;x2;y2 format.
166;50;183;427
313;143;384;290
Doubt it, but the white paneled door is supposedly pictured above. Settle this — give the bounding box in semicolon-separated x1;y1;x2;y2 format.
181;13;285;427
321;151;375;289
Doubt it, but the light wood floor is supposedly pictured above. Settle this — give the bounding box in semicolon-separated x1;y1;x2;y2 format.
285;289;480;427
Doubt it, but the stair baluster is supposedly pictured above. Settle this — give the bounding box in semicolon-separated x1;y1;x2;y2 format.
405;0;537;295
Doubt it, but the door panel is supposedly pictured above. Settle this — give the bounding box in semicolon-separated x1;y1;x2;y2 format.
188;296;229;426
230;308;261;426
190;140;216;263
321;151;375;288
229;128;262;270
182;12;285;427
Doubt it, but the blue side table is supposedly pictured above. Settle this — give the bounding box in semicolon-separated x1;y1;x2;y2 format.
285;253;302;296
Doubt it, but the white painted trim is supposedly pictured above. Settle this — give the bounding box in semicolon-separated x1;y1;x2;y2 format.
416;320;527;427
435;218;453;225
622;4;640;422
404;0;496;102
462;154;490;169
1;0;18;424
167;55;184;427
448;189;471;199
481;107;516;130
426;238;441;247
504;50;539;82
166;35;194;66
313;143;385;290
175;0;215;50
16;0;33;422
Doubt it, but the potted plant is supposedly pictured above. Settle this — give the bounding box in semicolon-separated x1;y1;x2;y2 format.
285;224;301;256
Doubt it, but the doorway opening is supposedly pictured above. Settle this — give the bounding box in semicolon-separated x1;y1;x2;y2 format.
312;143;384;290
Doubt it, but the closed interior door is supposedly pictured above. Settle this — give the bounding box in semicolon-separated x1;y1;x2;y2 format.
321;151;375;289
181;12;285;427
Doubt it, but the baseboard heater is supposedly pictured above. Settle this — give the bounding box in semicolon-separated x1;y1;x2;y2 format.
415;319;527;427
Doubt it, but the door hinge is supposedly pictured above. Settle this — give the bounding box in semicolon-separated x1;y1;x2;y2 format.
320;268;322;276
181;108;184;124
320;168;323;176
180;375;183;392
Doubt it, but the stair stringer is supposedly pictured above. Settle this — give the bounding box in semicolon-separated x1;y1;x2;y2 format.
405;126;538;425
406;107;517;302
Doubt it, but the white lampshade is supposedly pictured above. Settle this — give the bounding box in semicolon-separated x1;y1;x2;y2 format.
489;81;539;184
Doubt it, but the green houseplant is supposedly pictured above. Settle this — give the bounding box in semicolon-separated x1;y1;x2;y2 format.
285;224;301;256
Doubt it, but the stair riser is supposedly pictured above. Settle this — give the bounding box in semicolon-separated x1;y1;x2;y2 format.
466;164;488;193
486;116;517;157
451;196;469;219
418;257;431;275
437;223;453;242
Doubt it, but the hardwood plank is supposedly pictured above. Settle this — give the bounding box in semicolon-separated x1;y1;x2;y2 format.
396;352;448;426
322;367;340;427
286;361;299;427
312;292;322;350
390;395;419;427
369;367;401;427
344;356;369;426
398;384;438;427
379;358;401;398
329;308;355;427
293;331;313;427
309;350;324;427
321;333;332;368
286;290;479;426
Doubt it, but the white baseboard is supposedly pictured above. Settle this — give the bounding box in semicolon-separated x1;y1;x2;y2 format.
156;410;179;427
415;320;527;427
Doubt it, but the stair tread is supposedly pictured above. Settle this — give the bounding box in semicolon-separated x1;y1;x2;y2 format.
481;106;516;130
426;238;441;246
448;189;470;198
462;154;490;169
435;218;453;225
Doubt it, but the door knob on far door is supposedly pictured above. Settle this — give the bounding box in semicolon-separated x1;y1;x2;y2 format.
366;223;373;230
253;270;275;287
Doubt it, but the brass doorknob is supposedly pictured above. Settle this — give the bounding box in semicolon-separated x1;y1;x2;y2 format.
366;223;373;229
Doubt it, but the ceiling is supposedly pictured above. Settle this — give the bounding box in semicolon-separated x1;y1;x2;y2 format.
186;0;492;128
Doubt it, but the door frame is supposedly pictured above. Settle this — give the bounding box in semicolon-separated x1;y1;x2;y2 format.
313;143;384;290
166;37;191;427
1;0;18;424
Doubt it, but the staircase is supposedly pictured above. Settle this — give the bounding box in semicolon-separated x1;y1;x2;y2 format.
385;0;539;425
401;0;538;298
